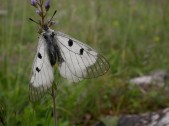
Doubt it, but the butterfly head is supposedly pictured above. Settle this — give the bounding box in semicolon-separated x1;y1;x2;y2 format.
42;28;55;37
42;28;55;45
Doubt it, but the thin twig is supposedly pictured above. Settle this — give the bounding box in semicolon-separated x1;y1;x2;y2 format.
39;0;45;26
51;85;57;126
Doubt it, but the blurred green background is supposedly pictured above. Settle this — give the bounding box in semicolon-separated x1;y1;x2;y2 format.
0;0;169;125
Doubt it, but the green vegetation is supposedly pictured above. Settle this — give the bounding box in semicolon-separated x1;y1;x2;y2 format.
0;0;169;125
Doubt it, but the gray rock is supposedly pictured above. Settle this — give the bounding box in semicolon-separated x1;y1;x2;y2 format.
129;70;169;87
117;108;169;126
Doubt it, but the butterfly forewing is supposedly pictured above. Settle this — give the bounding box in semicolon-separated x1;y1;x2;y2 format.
30;36;54;102
55;31;109;82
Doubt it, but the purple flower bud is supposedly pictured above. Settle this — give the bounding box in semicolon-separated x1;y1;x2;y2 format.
31;0;37;6
45;0;50;11
36;10;41;16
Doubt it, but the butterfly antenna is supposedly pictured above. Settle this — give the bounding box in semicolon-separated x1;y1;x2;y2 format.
48;10;57;25
29;18;40;25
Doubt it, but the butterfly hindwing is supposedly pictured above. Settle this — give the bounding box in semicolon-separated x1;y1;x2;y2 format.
59;62;82;82
30;35;54;101
54;31;109;82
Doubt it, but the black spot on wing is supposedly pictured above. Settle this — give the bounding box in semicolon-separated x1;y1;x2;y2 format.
80;48;84;55
68;39;73;47
36;67;40;72
38;52;42;59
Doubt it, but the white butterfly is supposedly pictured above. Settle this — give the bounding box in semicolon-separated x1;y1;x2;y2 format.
29;28;109;101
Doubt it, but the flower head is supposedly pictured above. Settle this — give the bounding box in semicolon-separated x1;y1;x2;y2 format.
31;0;37;7
45;0;50;11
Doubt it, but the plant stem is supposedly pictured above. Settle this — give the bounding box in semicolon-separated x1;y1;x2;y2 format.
51;86;57;126
38;0;45;26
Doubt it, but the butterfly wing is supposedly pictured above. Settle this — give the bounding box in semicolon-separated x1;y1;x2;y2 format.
55;31;109;82
30;36;54;101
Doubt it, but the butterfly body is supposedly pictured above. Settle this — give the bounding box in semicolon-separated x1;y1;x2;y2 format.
43;29;63;66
